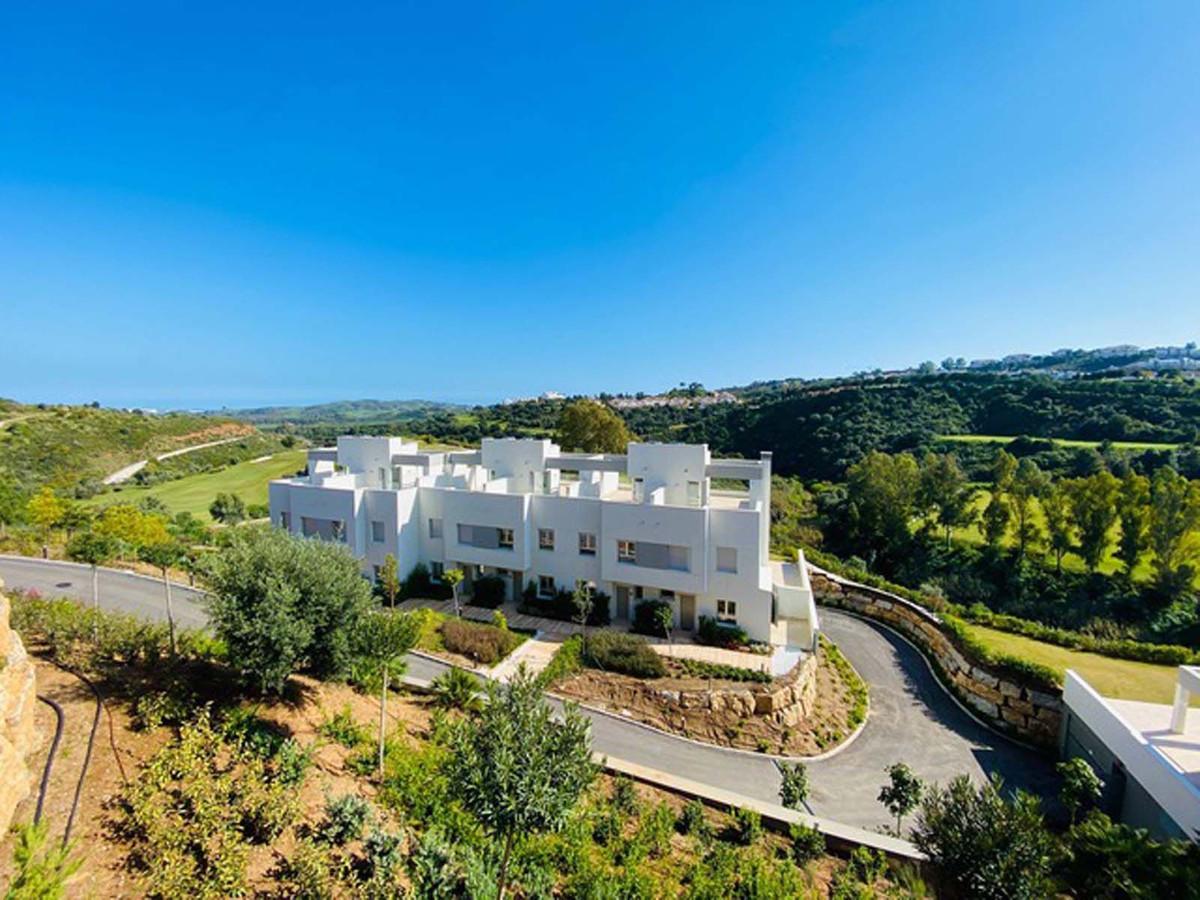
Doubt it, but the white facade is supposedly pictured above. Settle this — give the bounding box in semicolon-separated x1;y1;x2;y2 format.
269;436;818;646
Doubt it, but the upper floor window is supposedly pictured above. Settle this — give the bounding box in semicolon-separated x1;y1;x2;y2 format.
687;480;701;506
330;520;346;542
499;528;515;549
617;539;636;562
429;518;443;539
716;546;738;574
579;532;597;556
539;528;555;550
618;540;688;572
632;477;645;503
371;520;386;543
717;599;738;623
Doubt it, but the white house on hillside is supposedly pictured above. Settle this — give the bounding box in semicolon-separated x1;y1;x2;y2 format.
267;436;818;647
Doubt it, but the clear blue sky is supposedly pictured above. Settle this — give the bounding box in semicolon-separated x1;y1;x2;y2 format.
2;2;1198;409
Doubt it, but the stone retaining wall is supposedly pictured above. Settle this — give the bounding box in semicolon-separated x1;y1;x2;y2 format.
0;581;40;831
810;568;1063;750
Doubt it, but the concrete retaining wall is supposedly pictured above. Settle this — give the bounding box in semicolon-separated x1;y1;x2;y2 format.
810;567;1063;750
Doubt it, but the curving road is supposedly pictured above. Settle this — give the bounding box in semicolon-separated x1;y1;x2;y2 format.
0;555;1056;829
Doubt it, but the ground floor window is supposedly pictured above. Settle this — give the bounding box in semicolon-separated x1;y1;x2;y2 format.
539;575;556;598
431;561;444;581
717;599;737;623
372;565;381;581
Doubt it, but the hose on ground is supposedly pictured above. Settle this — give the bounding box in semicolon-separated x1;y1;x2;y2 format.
33;695;64;825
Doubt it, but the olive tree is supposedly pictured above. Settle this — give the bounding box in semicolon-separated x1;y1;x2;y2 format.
448;667;597;899
878;762;923;834
351;610;418;773
139;539;186;656
778;761;810;811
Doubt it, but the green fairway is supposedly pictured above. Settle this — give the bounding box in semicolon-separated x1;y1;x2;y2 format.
95;449;307;521
964;622;1198;707
936;434;1180;451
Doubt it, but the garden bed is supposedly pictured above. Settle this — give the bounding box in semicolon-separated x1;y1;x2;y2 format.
411;606;529;669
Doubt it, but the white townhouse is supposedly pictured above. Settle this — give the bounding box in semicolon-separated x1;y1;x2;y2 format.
268;436;817;648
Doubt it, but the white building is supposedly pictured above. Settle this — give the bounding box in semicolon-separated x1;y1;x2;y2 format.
268;436;818;647
1060;667;1200;841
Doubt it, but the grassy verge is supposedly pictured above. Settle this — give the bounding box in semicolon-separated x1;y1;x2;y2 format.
819;636;868;731
963;621;1199;706
92;449;307;520
935;434;1180;451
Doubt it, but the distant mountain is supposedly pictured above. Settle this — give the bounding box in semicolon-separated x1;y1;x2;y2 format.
215;399;464;425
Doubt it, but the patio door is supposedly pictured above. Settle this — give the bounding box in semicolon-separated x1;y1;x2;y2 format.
679;594;696;631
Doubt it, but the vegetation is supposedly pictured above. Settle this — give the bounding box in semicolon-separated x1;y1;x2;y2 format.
580;630;667;678
878;763;923;835
204;526;373;692
2;821;81;900
556;398;634;453
778;762;810;810
819;636;869;731
440;616;523;665
520;581;612;626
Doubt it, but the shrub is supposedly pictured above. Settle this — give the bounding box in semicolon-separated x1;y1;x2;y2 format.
273;838;335;900
440;618;520;665
582;631;666;678
431;667;483;712
779;762;810;810
320;793;372;846
133;690;197;731
535;634;583;688
318;705;370;748
821;636;869;729
491;608;508;631
789;822;826;865
696;614;751;649
612;775;638;815
846;846;887;884
519;587;611;626
677;799;710;837
630;599;672;636
4;821;81;900
469;575;507;608
677;658;771;683
912;774;1055;900
363;827;404;880
400;562;452;600
727;807;763;846
1057;810;1200;898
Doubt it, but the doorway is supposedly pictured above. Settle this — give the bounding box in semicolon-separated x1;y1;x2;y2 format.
615;585;630;620
679;594;696;631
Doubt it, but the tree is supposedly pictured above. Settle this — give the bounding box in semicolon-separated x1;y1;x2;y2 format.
982;493;1011;550
1148;467;1200;591
378;553;401;607
1041;482;1075;574
1065;471;1121;573
571;583;594;644
778;762;810;811
205;527;372;693
0;475;23;538
653;602;674;657
209;492;247;524
556;399;633;454
918;453;974;549
58;502;93;541
1056;758;1101;825
26;487;65;557
443;568;464;618
66;529;119;618
1009;459;1049;560
878;763;922;834
351;610;418;773
911;774;1055;900
844;451;920;568
138;539;186;656
94;504;170;557
447;668;597;899
1116;471;1151;578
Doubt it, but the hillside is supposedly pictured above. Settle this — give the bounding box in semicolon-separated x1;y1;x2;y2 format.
0;403;260;499
217;398;461;425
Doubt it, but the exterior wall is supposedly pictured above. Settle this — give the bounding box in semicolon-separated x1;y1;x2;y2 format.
810;566;1063;750
599;502;708;595
627;443;709;506
1061;672;1200;840
439;489;531;572
528;494;604;600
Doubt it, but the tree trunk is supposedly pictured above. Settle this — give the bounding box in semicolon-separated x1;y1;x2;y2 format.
496;831;515;900
378;667;388;775
162;567;177;657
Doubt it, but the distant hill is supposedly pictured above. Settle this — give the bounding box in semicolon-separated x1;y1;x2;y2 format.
216;399;463;425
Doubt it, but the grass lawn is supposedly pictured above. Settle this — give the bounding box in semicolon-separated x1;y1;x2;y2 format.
964;621;1198;706
936;433;1180;451
92;449;307;521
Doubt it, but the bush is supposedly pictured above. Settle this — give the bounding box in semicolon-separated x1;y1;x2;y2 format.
779;762;810;810
677;799;711;838
519;586;611;626
318;705;369;748
1057;810;1200;898
363;827;404;880
431;667;483;711
677;658;771;683
630;599;672;637
319;793;372;846
696;614;751;649
440;618;521;665
789;822;826;865
820;636;869;729
4;821;81;899
400;562;452;600
727;807;762;846
469;575;507;608
582;631;667;678
612;775;638;815
535;634;583;688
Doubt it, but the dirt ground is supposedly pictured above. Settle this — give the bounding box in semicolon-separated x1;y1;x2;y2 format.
554;645;861;755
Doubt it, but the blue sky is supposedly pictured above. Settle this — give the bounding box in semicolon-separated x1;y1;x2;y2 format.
2;2;1198;409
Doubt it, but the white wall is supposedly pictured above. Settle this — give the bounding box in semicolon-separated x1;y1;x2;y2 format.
599;502;708;595
627;443;709;507
528;494;604;597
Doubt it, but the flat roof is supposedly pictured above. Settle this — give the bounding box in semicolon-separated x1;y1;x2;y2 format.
1109;698;1200;790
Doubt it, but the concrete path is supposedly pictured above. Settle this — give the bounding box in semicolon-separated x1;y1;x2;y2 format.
102;434;252;485
0;556;1057;829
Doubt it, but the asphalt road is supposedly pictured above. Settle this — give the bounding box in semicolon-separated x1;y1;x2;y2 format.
0;555;1056;829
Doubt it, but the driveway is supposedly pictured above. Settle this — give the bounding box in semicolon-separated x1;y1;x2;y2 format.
0;556;1057;829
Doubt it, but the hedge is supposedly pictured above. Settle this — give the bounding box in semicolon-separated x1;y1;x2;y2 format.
468;575;506;609
439;618;521;666
630;600;672;637
940;615;1062;689
518;584;612;626
582;631;666;679
696;615;750;650
676;658;771;683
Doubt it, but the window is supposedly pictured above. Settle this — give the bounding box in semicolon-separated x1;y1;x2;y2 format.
660;589;675;601
687;480;701;506
717;599;738;623
632;477;645;503
617;540;636;562
371;520;386;543
619;540;688;571
279;512;290;530
538;575;555;598
378;467;388;487
539;528;555;550
301;516;317;537
498;528;515;549
429;518;443;539
716;546;738;574
431;561;444;581
372;565;381;580
331;520;346;542
579;532;597;556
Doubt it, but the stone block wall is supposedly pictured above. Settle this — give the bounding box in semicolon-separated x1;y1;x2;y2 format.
0;581;40;831
810;567;1063;750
